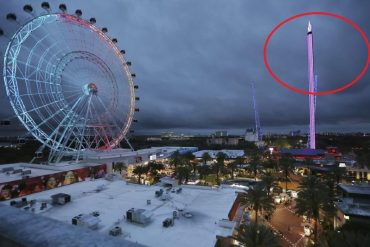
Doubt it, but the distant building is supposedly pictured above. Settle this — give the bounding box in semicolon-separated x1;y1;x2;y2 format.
207;136;240;146
280;148;326;160
160;132;191;140
289;130;301;136
244;128;258;142
347;165;370;181
334;183;370;229
214;131;228;137
161;132;175;138
146;137;162;141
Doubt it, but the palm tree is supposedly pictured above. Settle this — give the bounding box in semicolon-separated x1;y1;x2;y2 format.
330;166;346;188
247;162;260;181
320;221;370;247
279;155;294;191
234;223;281;247
261;172;277;196
147;161;164;183
183;152;197;176
228;161;238;179
132;165;149;184
113;162;126;173
201;152;212;165
197;164;211;180
212;162;223;185
175;165;191;185
228;156;244;179
303;157;314;175
214;152;227;184
169;150;182;169
239;184;275;226
295;175;330;243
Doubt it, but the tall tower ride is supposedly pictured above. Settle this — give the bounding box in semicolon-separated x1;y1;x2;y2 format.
251;83;262;141
307;21;316;149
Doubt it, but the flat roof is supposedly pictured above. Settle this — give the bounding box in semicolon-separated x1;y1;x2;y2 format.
280;148;326;156
338;183;370;196
335;198;370;218
1;179;237;247
0;204;147;247
84;146;197;160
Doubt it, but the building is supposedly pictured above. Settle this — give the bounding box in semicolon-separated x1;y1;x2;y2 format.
334;183;370;229
207;136;240;146
347;165;370;181
289;130;301;137
245;128;258;142
214;131;228;137
280;148;326;160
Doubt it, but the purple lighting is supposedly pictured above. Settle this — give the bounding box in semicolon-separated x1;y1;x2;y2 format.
307;21;316;149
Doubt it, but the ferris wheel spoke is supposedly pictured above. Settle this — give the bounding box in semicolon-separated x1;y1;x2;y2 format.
48;95;85;152
14;60;57;81
27;106;68;133
94;96;121;130
20;98;65;116
76;94;93;157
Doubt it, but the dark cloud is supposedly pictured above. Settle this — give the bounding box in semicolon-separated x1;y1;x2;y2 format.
1;0;370;135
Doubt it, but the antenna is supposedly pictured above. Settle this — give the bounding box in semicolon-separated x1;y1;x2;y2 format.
251;83;262;141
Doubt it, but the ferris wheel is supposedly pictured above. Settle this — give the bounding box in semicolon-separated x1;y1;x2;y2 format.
1;3;139;163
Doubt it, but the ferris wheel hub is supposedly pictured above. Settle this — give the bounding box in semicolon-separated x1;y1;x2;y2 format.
83;83;98;95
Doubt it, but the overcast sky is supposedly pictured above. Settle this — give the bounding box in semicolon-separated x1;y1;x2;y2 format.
1;0;370;135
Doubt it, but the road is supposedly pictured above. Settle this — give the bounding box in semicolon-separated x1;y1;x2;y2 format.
267;204;307;247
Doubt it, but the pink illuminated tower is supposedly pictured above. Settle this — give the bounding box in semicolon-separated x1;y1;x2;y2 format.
307;21;316;149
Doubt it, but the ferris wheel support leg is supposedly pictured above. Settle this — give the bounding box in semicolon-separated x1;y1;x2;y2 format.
124;137;134;151
47;95;85;163
75;94;93;162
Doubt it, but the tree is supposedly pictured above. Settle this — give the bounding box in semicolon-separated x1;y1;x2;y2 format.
279;155;294;191
228;156;244;179
247;162;260;181
169;151;182;169
147;161;164;183
197;164;211;179
212;162;223;185
247;150;263;180
295;175;330;243
262;159;278;172
214;152;228;184
320;221;370;247
183;152;197;175
261;172;277;196
175;165;191;185
234;223;281;247
202;152;212;165
330;166;346;188
303;158;314;175
113;162;126;173
239;184;275;226
228;161;238;179
132;165;149;184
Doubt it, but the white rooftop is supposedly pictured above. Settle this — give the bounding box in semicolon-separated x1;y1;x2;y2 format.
2;179;237;247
